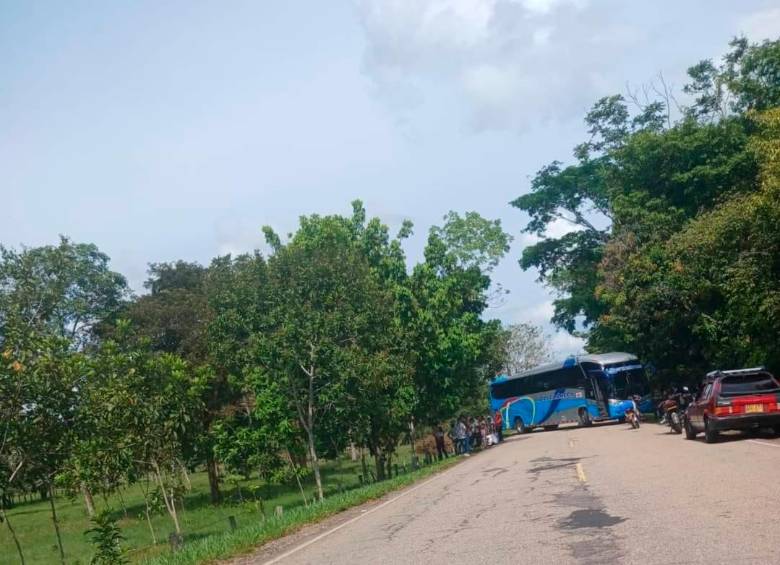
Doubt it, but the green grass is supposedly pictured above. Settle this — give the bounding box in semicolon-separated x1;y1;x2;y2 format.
145;457;460;565
0;446;456;564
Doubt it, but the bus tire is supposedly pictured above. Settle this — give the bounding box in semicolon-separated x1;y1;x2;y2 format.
514;417;529;434
578;408;592;427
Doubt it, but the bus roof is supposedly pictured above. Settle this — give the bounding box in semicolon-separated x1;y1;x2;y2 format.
494;352;639;382
578;352;638;366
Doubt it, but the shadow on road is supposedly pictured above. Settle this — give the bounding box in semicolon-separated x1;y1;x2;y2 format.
650;423;780;445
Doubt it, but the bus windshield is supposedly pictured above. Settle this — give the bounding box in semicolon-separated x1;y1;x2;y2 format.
604;367;649;399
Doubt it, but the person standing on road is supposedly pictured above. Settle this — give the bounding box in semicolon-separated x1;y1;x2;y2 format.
493;410;503;443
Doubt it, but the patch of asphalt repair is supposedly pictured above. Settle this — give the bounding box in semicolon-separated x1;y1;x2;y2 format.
530;454;626;564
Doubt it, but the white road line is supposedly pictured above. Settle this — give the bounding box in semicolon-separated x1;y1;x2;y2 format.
261;466;454;565
747;439;780;449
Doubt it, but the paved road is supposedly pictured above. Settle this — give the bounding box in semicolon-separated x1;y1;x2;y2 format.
240;423;780;565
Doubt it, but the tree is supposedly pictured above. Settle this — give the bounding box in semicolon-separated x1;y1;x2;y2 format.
258;214;393;500
500;323;552;375
402;213;509;425
685;37;780;120
0;238;130;521
0;329;83;564
124;260;241;505
429;211;512;272
591;108;780;382
512;39;775;336
0;237;129;349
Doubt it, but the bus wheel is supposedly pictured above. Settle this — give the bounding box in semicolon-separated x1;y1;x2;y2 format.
578;408;592;427
514;417;529;434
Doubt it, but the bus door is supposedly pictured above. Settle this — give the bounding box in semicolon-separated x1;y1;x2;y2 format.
586;370;610;419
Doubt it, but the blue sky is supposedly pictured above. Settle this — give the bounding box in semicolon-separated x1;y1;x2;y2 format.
3;0;779;354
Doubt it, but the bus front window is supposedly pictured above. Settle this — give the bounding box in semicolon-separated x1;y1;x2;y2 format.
611;373;628;399
626;368;650;396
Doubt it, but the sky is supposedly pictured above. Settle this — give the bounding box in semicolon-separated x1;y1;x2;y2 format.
3;0;780;356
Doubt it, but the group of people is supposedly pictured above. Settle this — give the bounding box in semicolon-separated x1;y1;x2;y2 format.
433;412;504;459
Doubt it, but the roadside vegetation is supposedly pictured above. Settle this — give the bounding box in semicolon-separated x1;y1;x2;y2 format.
513;36;780;385
0;205;512;563
0;444;452;563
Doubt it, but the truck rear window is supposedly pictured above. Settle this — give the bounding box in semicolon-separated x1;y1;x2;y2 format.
720;374;780;395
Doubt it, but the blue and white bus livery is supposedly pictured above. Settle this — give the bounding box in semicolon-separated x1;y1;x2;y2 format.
489;352;652;433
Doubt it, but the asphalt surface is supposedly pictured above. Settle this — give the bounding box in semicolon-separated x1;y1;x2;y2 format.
236;422;780;565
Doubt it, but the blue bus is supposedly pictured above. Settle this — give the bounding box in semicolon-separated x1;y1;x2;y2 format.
490;352;653;433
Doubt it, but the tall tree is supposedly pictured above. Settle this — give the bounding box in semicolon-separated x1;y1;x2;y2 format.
258;214;392;500
0;238;129;522
125;261;232;504
0;237;129;349
500;323;552;375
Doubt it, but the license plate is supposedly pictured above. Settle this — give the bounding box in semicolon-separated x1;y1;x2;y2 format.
745;404;764;413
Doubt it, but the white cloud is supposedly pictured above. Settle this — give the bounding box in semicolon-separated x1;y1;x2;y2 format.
739;8;780;42
526;300;555;323
516;215;583;248
356;0;645;130
549;330;586;356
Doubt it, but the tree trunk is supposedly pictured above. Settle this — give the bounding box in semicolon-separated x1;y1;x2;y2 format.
178;459;192;492
141;478;158;545
304;363;323;502
349;440;357;462
81;483;95;517
152;460;181;535
1;502;25;564
117;487;129;518
206;453;221;504
306;430;324;501
47;484;65;564
144;498;158;545
375;452;386;482
285;449;308;507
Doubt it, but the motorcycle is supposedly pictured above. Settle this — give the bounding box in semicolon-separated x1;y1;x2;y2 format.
625;396;641;429
661;388;694;434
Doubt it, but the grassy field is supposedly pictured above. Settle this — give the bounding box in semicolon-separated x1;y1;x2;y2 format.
0;445;442;564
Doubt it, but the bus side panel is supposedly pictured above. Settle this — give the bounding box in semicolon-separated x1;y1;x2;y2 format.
523;389;591;427
506;397;535;428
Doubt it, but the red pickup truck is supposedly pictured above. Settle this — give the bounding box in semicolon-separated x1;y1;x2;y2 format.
684;368;780;443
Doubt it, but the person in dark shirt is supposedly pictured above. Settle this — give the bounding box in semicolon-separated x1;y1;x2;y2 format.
434;426;447;460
